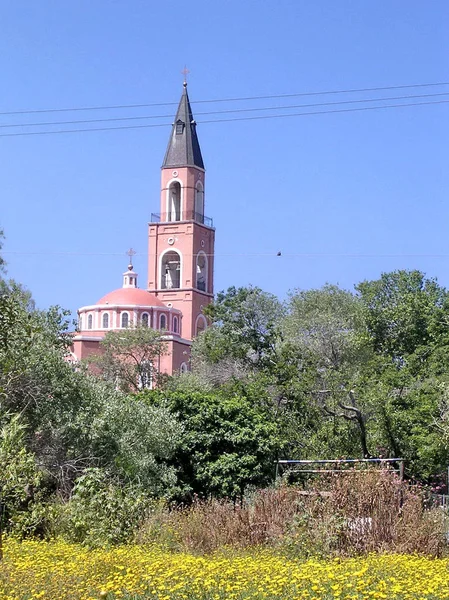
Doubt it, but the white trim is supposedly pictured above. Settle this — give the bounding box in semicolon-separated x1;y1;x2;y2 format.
159;248;183;290
78;303;181;314
72;335;104;342
165;178;183;222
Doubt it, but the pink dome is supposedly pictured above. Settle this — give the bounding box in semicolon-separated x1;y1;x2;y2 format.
97;288;167;307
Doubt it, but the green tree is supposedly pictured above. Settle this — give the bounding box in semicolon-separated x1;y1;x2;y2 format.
141;388;283;501
197;286;284;368
356;270;448;361
281;285;374;458
93;325;168;392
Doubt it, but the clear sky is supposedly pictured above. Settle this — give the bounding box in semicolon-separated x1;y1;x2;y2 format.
1;1;448;318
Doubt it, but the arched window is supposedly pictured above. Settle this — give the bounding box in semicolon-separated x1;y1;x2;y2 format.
141;313;149;327
173;316;179;333
139;360;153;389
87;314;93;330
78;316;83;331
180;362;188;374
121;312;129;328
160;314;167;330
102;313;109;329
196;315;207;336
161;250;181;289
168;181;181;221
195;182;204;221
195;181;204;223
196;251;207;292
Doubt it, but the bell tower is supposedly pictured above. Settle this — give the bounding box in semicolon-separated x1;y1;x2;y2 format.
147;82;215;341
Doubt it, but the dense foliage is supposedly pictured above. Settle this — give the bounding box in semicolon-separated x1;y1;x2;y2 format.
0;226;448;545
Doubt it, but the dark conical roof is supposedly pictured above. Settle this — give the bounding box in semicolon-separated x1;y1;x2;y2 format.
162;83;204;170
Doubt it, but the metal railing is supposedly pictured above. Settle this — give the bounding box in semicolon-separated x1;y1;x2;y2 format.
275;458;406;480
151;212;213;227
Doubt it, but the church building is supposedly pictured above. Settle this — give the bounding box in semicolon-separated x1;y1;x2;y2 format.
71;82;215;375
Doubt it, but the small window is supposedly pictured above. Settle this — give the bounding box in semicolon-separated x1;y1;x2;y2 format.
173;316;179;333
87;314;93;330
121;312;129;328
139;360;153;389
142;313;149;327
160;314;167;330
180;362;188;374
102;313;109;329
175;120;184;135
78;316;83;330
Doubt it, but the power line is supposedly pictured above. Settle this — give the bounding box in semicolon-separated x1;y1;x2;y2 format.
5;250;449;259
1;91;448;130
0;81;448;116
0;98;447;138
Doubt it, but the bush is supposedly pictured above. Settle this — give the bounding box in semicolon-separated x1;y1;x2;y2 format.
52;468;154;548
136;470;448;557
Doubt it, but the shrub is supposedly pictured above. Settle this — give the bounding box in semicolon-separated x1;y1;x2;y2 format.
137;470;448;557
52;468;154;548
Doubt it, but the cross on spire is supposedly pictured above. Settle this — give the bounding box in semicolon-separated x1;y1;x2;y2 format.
181;65;190;86
126;247;136;269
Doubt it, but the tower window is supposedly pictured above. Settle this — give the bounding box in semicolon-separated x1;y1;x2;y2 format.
168;181;181;221
160;314;167;330
175;120;184;135
173;316;179;333
141;313;149;327
161;250;181;289
195;182;204;221
196;315;207;336
87;314;93;330
196;252;207;292
78;316;83;330
102;313;109;329
121;312;129;328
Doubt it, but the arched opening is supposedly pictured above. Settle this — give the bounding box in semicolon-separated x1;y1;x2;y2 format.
78;316;83;331
87;314;93;330
141;313;149;327
161;250;181;289
168;181;181;221
102;313;109;329
195;181;204;221
173;316;179;333
196;251;207;292
196;314;207;336
160;314;167;330
121;312;129;328
139;360;153;389
180;362;188;374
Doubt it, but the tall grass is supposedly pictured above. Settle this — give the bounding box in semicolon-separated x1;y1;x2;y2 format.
136;470;448;557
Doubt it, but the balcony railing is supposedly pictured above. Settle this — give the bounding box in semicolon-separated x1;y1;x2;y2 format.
151;211;213;228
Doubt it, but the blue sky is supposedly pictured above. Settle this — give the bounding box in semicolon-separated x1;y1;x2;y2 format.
0;1;448;317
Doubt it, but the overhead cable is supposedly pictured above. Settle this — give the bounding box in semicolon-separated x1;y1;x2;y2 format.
0;81;448;116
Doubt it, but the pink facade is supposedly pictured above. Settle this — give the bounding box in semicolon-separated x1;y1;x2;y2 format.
70;83;214;380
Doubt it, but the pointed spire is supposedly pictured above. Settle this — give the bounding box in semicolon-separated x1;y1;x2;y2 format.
162;83;204;170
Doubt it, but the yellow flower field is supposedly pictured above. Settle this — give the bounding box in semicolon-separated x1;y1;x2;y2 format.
0;539;448;600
